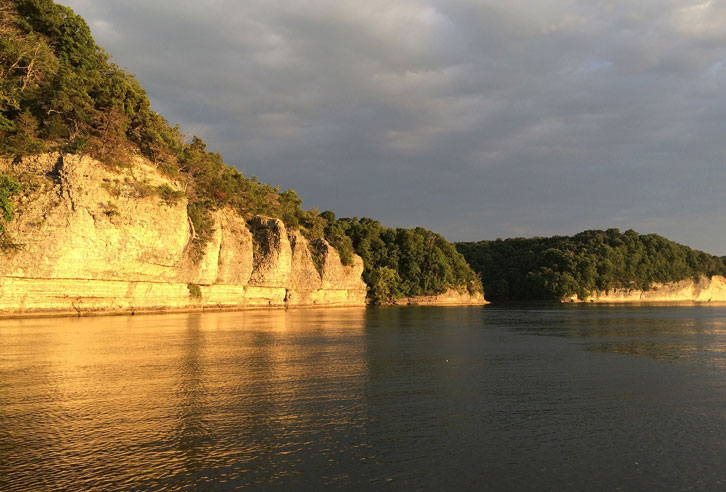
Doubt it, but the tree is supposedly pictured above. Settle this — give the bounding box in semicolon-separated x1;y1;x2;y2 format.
0;174;20;234
368;267;402;303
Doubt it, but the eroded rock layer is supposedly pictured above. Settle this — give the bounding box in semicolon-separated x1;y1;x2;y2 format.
389;289;487;306
565;276;726;303
0;154;367;315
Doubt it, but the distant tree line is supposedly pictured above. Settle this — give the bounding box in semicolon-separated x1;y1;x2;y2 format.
0;0;482;302
456;229;726;302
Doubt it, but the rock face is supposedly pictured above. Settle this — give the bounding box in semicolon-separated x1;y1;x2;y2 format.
565;276;726;303
390;289;487;306
0;154;367;316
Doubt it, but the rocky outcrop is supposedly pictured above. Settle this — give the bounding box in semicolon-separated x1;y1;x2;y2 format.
0;153;367;316
565;276;726;303
389;289;488;306
248;216;292;288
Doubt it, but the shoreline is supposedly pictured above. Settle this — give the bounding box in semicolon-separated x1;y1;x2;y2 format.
0;303;366;320
0;281;486;320
0;300;489;320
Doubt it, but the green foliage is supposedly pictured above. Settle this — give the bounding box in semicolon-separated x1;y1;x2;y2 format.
1;108;46;156
0;1;484;302
320;211;354;266
186;283;202;299
297;207;326;241
187;201;215;245
0;174;21;233
368;266;402;304
308;240;325;274
156;184;184;205
457;229;726;302
278;189;302;229
333;217;482;302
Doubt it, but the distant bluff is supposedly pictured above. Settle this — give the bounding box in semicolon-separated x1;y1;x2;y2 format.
457;229;726;303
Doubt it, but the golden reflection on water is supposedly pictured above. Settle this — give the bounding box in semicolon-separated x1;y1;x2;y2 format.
0;308;369;491
6;305;726;491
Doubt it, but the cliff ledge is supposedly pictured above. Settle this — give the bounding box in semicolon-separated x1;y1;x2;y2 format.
0;154;367;316
564;276;726;303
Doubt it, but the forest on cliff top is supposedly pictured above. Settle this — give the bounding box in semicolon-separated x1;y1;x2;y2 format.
0;0;482;302
457;229;726;302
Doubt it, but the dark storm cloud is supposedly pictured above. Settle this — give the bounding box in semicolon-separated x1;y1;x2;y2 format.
66;0;726;253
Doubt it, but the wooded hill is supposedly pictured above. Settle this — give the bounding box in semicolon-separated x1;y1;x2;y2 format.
0;0;482;302
457;229;726;302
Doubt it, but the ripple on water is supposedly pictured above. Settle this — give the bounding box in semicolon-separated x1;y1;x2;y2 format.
3;306;726;491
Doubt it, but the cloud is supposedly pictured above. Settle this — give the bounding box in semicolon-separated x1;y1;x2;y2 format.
672;1;726;40
63;0;726;254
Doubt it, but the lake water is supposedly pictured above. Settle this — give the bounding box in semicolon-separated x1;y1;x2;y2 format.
3;305;726;491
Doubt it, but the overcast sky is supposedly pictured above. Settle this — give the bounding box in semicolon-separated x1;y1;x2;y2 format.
64;0;726;253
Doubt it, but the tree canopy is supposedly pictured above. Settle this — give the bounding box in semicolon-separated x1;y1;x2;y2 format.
457;229;726;302
331;216;482;303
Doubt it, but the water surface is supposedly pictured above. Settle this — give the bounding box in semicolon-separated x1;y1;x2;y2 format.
2;305;726;491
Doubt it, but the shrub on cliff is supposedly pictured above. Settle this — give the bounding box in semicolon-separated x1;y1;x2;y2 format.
0;174;20;234
319;211;354;266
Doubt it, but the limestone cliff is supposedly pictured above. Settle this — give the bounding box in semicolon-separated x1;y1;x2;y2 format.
564;276;726;303
0;154;367;316
389;289;487;306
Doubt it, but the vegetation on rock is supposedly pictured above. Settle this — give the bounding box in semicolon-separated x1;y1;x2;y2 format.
0;0;481;302
186;283;202;299
457;229;726;302
0;173;20;234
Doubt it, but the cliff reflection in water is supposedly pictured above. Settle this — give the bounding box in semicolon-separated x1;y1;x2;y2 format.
5;305;726;491
0;309;372;491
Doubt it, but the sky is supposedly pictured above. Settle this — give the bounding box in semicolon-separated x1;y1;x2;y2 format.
63;0;726;254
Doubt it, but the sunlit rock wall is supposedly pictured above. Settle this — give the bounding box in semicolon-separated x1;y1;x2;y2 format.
0;154;366;316
564;276;726;303
390;289;487;306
